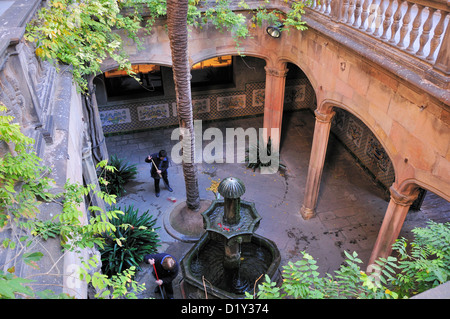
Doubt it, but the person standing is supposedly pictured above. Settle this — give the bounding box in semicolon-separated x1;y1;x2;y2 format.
145;150;173;197
144;253;179;299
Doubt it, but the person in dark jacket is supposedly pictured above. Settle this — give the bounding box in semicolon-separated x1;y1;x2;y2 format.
144;253;179;299
145;150;173;197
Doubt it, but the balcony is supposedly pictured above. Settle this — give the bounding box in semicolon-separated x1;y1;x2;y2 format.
266;0;449;102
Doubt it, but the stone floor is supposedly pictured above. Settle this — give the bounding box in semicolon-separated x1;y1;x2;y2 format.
104;110;450;299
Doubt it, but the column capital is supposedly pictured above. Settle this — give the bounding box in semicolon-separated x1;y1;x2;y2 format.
389;185;420;207
264;66;289;78
314;109;335;123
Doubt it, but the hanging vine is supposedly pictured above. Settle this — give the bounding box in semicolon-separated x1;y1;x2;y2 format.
24;0;311;92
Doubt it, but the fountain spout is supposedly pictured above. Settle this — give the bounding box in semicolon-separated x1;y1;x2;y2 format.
217;177;246;269
218;177;245;225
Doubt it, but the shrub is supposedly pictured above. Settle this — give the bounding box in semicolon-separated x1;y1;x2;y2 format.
97;154;137;197
247;220;450;299
384;220;450;297
245;137;286;172
100;205;160;278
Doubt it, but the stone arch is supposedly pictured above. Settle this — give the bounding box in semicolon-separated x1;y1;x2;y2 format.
397;178;450;203
274;56;320;98
319;99;399;188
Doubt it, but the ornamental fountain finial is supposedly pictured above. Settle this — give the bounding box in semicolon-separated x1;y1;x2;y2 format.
218;177;245;225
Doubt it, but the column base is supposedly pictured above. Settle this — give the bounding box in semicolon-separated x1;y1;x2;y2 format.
300;205;316;220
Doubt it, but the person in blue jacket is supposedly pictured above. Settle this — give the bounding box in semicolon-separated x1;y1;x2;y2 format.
145;253;179;299
145;150;173;197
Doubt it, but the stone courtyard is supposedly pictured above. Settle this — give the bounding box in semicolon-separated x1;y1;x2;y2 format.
104;110;450;299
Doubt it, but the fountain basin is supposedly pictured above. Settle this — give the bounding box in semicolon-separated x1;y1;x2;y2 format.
202;199;261;244
180;232;281;299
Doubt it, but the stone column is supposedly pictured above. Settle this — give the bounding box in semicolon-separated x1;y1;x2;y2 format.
367;185;420;271
300;109;335;219
263;63;288;151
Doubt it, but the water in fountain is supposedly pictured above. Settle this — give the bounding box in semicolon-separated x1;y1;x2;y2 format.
189;239;272;294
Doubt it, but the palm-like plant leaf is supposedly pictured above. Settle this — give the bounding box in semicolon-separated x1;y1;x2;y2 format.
100;205;160;278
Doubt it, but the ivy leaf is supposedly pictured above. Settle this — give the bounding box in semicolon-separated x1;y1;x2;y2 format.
22;252;44;269
0;271;35;299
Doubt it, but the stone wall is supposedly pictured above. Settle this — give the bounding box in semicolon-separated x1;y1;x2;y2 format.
0;0;96;298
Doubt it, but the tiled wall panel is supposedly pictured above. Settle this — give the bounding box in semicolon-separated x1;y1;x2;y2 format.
99;78;313;134
331;108;395;190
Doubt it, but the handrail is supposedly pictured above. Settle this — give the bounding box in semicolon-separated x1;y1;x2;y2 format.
304;0;449;74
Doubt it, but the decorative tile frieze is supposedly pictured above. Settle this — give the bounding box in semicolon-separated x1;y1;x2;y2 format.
217;94;246;111
366;136;390;172
100;108;131;126
99;79;314;134
346;118;363;147
172;98;211;117
332;108;346;130
331;108;395;189
252;88;265;107
193;98;211;114
285;84;306;104
137;103;170;121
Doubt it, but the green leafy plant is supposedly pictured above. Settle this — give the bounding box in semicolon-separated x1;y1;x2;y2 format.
97;154;137;197
375;220;450;298
100;205;160;278
79;264;146;299
283;0;313;31
24;0;142;92
0;104;54;225
247;221;450;299
247;250;393;299
24;0;312;93
245;137;286;172
202;0;249;46
0;103;145;299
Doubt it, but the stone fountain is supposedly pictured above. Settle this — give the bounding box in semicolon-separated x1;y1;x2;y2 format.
180;177;281;299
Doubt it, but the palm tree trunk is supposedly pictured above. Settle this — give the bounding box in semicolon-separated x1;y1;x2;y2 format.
167;0;200;210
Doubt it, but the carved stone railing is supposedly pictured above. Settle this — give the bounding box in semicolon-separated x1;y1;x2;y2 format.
305;0;450;74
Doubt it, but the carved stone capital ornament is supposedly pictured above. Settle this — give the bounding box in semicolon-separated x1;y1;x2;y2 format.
314;109;335;123
389;186;420;207
264;66;289;78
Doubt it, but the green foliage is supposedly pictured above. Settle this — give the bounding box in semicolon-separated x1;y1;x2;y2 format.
281;253;326;298
380;220;450;298
24;0;141;92
0;105;145;299
0;271;34;299
24;0;311;92
245;137;286;172
97;154;137;197
100;205;160;278
202;0;250;46
79;259;146;299
0;104;54;224
248;221;450;299
283;0;313;31
247;274;283;299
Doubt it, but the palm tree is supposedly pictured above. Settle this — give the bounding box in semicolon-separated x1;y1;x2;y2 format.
167;0;200;210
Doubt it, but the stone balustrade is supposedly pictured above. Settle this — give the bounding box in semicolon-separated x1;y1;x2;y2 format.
305;0;449;73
